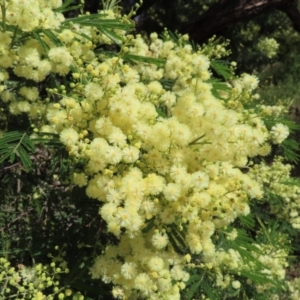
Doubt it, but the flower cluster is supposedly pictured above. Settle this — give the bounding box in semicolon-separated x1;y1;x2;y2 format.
288;277;300;300
270;123;289;144
258;104;288;118
0;255;80;300
5;0;64;32
257;37;280;59
249;157;300;229
0;1;297;299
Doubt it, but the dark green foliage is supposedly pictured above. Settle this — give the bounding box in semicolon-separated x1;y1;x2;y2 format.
280;138;300;164
166;225;188;254
122;53;165;67
55;0;83;13
63;13;133;45
142;217;155;233
0;131;35;172
0;142;113;298
210;60;233;81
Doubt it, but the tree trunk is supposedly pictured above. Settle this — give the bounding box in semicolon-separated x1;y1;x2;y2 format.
181;0;297;43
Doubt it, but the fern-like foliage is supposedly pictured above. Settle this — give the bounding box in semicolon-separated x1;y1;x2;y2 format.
262;116;300;163
280;138;300;164
210;59;233;81
0;131;35;172
54;0;82;13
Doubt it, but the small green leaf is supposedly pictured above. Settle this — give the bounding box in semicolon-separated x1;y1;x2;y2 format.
239;214;256;229
99;26;124;45
207;78;231;100
123;53;165;67
55;0;75;11
167;231;183;254
210;60;233;80
9;152;15;163
280;138;300;163
32;31;49;53
55;4;82;13
201;278;220;300
0;131;34;171
185;277;202;300
142;218;155;233
170;225;188;250
41;29;64;47
156;107;167;118
166;226;188;254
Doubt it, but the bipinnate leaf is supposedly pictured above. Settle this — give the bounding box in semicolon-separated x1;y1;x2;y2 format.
0;131;35;172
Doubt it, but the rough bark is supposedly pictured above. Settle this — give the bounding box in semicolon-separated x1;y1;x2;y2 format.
181;0;298;43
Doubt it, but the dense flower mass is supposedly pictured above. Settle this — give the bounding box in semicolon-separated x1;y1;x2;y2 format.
257;37;279;58
0;1;299;299
5;0;64;31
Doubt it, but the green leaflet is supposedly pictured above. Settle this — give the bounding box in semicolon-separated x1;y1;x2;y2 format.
103;0;122;10
54;0;82;13
201;277;220;300
99;25;124;45
166;225;188;254
184;271;220;300
32;31;50;53
156;107;168;119
142;217;155;233
122;53;165;67
280;138;300;163
263;116;300;133
184;274;202;300
55;0;74;11
207;78;232;100
238;270;279;288
40;29;64;47
63;15;133;30
160;79;175;90
62;14;133;45
238;214;256;230
210;60;233;81
0;131;35;172
262;115;300;163
278;177;300;186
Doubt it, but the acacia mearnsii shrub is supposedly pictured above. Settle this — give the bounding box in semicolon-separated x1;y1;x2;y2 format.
1;0;300;299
